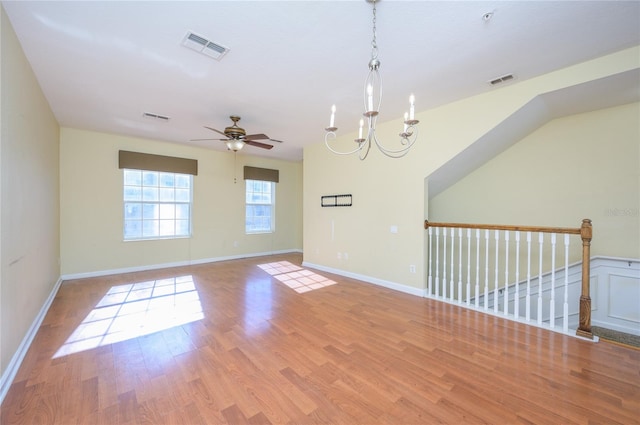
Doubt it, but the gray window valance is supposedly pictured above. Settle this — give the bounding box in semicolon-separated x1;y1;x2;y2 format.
243;166;279;183
118;150;198;175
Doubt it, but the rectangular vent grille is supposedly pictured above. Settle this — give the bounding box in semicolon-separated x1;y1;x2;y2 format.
489;74;515;86
182;31;229;60
143;112;170;121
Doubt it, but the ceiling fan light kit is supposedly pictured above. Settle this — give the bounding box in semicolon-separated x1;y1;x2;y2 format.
325;0;419;160
226;139;245;152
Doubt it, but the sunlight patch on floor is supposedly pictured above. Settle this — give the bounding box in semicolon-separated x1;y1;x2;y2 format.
53;275;203;358
258;261;336;293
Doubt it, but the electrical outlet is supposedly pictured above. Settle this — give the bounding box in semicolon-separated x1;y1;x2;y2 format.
337;252;342;260
344;252;349;260
409;265;416;273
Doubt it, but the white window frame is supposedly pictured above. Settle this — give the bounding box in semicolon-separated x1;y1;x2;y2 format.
245;180;275;234
123;169;193;241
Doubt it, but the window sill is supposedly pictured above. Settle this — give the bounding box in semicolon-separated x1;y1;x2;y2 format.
123;235;192;242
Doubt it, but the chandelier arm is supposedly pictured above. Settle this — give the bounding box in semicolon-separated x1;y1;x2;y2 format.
370;126;419;157
374;141;412;158
324;131;367;156
358;136;372;160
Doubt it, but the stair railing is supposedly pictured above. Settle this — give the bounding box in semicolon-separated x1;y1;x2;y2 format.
424;218;593;339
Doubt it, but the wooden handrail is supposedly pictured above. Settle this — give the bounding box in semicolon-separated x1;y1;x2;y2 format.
424;220;582;235
424;218;593;339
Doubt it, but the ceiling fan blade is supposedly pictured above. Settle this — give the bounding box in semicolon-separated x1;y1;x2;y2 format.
244;133;269;141
267;138;284;143
245;140;274;150
190;137;229;142
204;126;228;137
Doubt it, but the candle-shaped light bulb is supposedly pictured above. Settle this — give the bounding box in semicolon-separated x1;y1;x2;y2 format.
409;94;415;120
403;112;408;132
367;85;373;111
329;104;336;128
359;118;364;139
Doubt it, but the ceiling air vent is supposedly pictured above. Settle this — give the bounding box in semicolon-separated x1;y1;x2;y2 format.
182;31;229;60
489;74;515;86
143;112;170;122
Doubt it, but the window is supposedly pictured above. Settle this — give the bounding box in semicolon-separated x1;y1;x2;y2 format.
246;180;275;233
123;169;192;240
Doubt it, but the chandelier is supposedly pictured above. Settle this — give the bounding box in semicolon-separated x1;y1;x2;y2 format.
325;0;419;160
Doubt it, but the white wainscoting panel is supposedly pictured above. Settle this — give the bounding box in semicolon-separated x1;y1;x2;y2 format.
592;258;640;335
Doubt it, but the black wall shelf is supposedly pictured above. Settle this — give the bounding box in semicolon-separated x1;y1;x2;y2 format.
321;194;352;207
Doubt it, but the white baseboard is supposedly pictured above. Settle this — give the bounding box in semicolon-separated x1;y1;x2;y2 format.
0;277;63;405
61;249;303;281
302;261;424;297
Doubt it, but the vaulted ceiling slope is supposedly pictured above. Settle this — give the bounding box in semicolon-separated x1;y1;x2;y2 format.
3;1;640;161
428;68;640;198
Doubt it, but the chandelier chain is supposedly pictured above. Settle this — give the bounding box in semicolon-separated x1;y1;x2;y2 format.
371;0;378;59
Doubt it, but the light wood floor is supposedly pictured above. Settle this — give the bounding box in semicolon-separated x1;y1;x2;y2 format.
2;253;639;424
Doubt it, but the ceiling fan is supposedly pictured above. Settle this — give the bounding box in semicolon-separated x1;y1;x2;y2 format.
191;115;283;151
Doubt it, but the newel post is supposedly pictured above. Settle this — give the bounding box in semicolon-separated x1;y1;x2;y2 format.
576;219;594;339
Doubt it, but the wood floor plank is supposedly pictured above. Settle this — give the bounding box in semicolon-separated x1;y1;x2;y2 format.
2;253;639;424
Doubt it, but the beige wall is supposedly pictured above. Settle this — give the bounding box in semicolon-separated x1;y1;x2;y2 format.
60;128;302;276
303;46;639;291
0;7;60;375
430;102;640;260
303;132;426;290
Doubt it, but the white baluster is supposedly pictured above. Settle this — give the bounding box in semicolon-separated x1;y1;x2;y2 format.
466;228;471;306
514;231;521;319
550;233;557;328
563;234;570;333
494;230;500;313
504;231;510;316
484;229;490;310
475;229;480;309
435;227;440;298
443;228;447;299
424;225;578;337
458;228;463;304
428;227;433;297
450;228;455;301
526;232;532;322
537;233;544;326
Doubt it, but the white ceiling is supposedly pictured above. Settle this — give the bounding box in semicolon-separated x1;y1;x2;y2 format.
3;1;640;162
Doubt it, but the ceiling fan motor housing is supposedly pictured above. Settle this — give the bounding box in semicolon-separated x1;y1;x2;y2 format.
225;115;246;139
